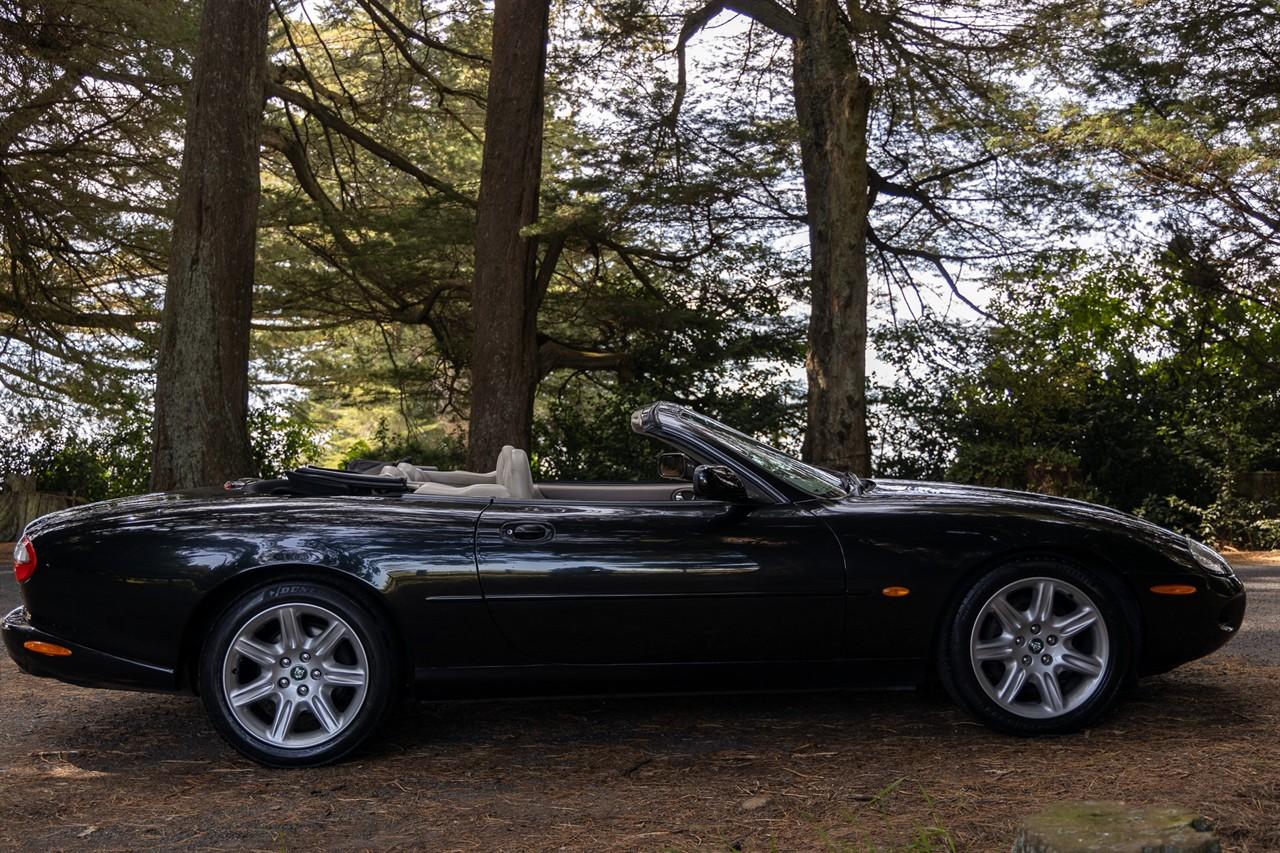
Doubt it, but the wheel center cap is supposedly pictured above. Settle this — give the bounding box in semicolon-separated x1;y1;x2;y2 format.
1029;638;1044;654
291;665;308;681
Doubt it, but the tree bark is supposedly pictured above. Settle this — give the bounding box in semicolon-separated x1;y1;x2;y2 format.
671;0;873;475
150;0;270;490
465;0;551;471
793;0;873;476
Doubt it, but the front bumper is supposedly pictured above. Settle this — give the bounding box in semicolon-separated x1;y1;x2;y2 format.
3;606;177;692
1138;573;1247;675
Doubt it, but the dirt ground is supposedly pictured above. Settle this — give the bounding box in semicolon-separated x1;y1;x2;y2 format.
2;552;1278;852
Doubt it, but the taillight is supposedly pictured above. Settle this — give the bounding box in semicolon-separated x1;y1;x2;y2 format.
13;537;35;583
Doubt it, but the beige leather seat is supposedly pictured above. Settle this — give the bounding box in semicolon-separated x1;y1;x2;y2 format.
405;445;540;500
396;462;429;483
380;462;492;486
495;445;540;499
413;482;511;498
422;468;498;487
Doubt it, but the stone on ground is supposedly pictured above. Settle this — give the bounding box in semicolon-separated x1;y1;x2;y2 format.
1011;801;1220;853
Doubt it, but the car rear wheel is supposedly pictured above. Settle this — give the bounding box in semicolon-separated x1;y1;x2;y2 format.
198;581;393;767
940;560;1132;735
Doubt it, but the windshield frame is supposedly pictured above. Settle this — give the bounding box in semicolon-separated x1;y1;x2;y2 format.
632;402;853;502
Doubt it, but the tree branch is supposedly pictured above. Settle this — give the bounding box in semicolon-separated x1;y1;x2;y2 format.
532;233;566;308
357;0;489;65
666;0;800;126
261;123;361;256
536;335;633;379
868;166;948;223
263;121;469;354
865;225;991;319
0;70;84;154
0;292;142;333
267;72;475;207
353;0;487;105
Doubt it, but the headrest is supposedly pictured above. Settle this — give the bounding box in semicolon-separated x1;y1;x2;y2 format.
396;462;427;482
496;445;515;484
496;445;535;500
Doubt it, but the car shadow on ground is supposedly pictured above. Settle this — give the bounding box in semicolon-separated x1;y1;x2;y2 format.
17;659;1253;772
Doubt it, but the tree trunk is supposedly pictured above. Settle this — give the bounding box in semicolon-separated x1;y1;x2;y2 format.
150;0;269;491
466;0;551;471
793;0;873;476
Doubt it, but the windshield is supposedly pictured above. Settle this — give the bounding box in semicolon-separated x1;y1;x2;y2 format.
676;410;849;499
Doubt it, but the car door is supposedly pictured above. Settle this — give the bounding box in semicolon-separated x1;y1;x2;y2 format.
474;497;846;664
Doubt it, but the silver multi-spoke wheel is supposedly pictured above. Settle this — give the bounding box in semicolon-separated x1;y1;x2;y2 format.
969;576;1110;720
221;603;369;749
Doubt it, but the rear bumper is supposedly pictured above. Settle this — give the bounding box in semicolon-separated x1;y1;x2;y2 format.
3;606;177;692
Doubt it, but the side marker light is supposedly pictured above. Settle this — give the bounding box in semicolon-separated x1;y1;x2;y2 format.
24;641;72;657
1150;584;1197;596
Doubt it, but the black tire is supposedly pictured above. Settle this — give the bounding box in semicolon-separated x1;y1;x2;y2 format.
939;558;1133;735
198;580;394;767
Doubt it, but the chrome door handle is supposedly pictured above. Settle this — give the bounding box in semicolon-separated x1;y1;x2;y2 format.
500;521;554;544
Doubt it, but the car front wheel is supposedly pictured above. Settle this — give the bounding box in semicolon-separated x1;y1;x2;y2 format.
940;560;1132;735
198;581;393;767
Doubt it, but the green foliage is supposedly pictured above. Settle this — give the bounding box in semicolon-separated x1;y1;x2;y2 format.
0;0;193;407
1037;0;1280;270
534;387;656;481
1;403;320;499
21;418;151;502
337;439;374;468
532;327;804;481
248;0;813;455
873;247;1280;548
337;417;467;471
247;406;322;479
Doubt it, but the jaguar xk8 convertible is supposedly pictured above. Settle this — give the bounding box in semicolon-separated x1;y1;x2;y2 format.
4;403;1245;766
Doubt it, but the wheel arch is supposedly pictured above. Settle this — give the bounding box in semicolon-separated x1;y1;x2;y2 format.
926;545;1144;685
178;563;409;695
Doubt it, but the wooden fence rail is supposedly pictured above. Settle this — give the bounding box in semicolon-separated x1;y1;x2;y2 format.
0;475;84;542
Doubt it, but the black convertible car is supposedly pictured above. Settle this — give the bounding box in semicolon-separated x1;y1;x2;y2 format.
4;403;1245;766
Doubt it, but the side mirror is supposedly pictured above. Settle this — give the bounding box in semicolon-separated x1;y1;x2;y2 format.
658;452;690;480
692;464;750;503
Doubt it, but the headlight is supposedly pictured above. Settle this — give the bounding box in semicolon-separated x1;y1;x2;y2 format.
1187;538;1235;577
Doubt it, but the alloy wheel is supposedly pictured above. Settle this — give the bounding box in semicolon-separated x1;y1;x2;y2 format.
221;602;370;749
968;576;1110;720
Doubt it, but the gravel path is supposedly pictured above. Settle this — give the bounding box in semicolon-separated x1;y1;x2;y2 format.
1223;553;1280;665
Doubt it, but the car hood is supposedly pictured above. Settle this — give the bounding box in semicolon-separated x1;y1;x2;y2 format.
868;478;1110;510
859;478;1189;552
